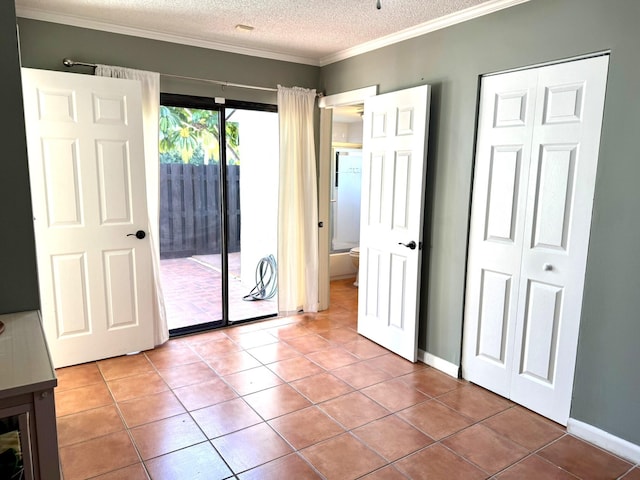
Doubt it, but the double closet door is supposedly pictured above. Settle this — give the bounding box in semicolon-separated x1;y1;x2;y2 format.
463;55;609;425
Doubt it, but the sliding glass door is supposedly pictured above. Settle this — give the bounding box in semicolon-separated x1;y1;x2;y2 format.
158;94;278;334
226;107;279;323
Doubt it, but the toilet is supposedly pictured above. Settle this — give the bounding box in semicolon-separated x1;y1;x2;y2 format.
349;247;360;287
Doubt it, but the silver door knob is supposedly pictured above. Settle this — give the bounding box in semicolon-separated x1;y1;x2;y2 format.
543;263;553;271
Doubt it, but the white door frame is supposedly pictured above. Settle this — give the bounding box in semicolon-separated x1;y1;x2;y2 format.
318;86;378;310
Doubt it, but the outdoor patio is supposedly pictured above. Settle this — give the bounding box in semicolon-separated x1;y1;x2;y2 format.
159;252;278;330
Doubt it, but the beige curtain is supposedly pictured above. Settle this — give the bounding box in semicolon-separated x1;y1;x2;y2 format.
277;85;319;314
96;65;168;346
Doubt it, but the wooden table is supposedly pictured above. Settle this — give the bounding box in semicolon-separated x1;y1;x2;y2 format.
0;311;59;480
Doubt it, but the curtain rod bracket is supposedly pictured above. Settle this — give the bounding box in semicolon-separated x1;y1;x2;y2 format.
63;58;97;68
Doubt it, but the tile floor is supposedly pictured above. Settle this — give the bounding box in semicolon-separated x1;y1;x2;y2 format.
54;279;640;479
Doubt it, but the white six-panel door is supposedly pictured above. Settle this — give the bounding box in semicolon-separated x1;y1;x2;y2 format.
461;68;538;397
463;55;609;424
357;85;430;362
22;68;155;368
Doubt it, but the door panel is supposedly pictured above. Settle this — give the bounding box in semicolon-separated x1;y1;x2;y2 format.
103;249;138;327
463;68;538;396
510;55;609;423
476;270;512;366
392;152;411;229
42;138;82;226
366;152;385;226
22;68;154;368
97;140;133;224
531;144;576;250
51;253;90;336
464;55;609;424
494;89;529;127
543;82;585;124
364;248;383;317
485;146;522;243
389;253;407;328
357;85;430;362
519;280;562;384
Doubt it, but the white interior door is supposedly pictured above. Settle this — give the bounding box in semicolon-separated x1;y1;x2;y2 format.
461;68;538;397
357;85;431;362
22;68;155;368
463;55;609;425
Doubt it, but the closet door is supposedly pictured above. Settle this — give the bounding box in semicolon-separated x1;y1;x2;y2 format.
463;55;609;425
510;56;609;423
461;68;538;397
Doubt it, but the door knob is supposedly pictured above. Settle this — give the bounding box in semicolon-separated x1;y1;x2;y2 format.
127;230;146;239
399;240;417;250
543;263;553;271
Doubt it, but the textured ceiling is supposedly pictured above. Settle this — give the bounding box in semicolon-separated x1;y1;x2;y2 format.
15;0;525;65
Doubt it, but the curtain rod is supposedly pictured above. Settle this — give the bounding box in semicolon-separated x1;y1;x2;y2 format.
62;57;285;93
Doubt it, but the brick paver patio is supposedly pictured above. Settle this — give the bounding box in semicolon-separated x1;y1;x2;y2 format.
159;252;277;330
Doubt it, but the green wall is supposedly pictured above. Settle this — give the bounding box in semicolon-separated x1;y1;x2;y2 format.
0;1;39;313
321;0;640;444
16;19;319;105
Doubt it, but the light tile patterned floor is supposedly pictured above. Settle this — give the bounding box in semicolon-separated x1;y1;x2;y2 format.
54;279;640;479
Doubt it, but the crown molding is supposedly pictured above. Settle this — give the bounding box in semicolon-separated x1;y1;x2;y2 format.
319;0;530;66
15;6;321;66
16;0;529;68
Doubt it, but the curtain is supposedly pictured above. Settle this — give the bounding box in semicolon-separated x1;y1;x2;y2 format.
277;85;319;314
96;65;168;346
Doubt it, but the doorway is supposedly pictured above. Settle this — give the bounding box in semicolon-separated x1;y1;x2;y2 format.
329;106;363;280
319;85;432;363
158;94;279;334
318;86;378;309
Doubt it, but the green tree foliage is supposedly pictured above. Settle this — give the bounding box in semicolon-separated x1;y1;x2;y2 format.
159;106;240;164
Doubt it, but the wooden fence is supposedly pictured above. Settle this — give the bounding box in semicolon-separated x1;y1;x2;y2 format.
159;163;240;259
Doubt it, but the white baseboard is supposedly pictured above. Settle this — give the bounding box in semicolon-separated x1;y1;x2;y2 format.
330;274;357;281
567;418;640;464
417;349;460;378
